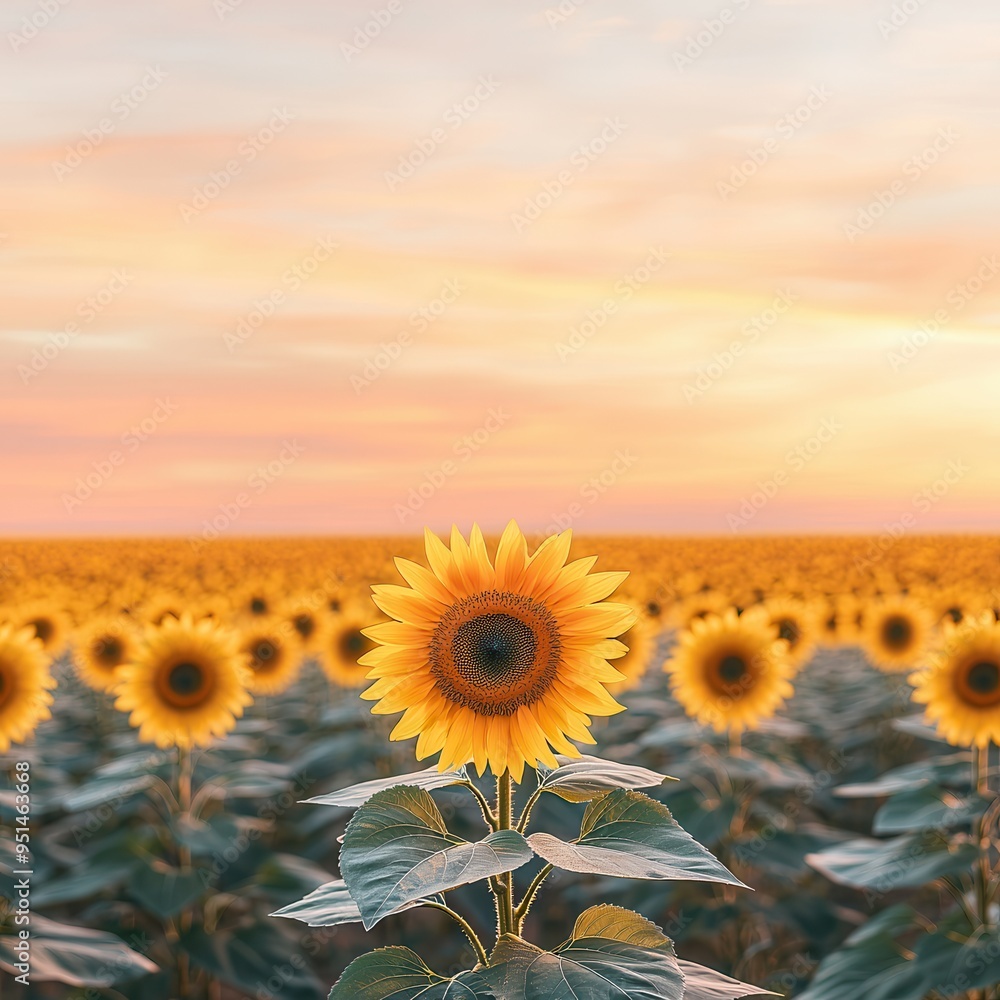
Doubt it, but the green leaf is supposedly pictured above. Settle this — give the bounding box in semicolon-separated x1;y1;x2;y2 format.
527;789;745;886
677;959;776;999
483;905;685;1000
128;862;205;920
329;946;495;999
31;857;138;907
843;904;918;946
537;755;673;803
340;785;534;930
806;832;980;892
0;915;157;987
911;923;1000;992
797;935;929;1000
269;878;435;927
60;773;156;812
835;753;970;798
872;785;990;834
305;766;468;808
181;924;322;1000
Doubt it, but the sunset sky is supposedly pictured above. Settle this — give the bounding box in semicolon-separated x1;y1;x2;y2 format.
2;0;998;537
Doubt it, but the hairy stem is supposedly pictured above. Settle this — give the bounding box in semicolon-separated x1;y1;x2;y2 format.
494;772;515;939
514;863;553;932
424;901;489;967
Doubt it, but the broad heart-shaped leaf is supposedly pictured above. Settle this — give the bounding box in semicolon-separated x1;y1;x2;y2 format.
269;878;435;927
0;915;157;986
527;789;745;886
305;766;467;808
872;785;991;835
340;785;534;930
537;755;674;803
329;947;495;999
806;831;980;891
482;905;685;1000
677;960;776;999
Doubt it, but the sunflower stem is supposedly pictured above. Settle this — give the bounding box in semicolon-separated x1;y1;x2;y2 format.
424;901;489;967
176;747;194;997
461;780;498;831
514;863;553;931
973;745;992;934
494;771;515;940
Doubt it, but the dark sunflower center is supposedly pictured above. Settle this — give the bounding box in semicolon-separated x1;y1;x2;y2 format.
967;661;1000;695
454;614;536;683
430;592;561;716
329;599;341;613
168;662;204;697
778;619;800;646
339;629;371;662
646;601;661;617
718;654;748;685
293;614;315;639
250;597;268;615
947;607;963;624
94;636;123;666
882;615;912;650
252;640;277;665
30;618;53;643
0;671;5;693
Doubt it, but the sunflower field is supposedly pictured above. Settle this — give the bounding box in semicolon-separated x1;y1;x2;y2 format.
3;529;1000;999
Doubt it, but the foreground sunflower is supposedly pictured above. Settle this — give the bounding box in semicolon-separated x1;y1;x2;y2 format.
73;617;139;693
318;603;380;688
665;608;793;734
861;596;934;673
114;614;252;749
360;522;635;781
910;612;1000;748
0;623;56;752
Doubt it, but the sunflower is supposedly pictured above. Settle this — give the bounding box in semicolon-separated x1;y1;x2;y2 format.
0;623;56;752
281;598;325;651
665;608;793;733
762;596;819;671
318;603;381;688
114;614;252;749
607;613;658;692
10;599;70;657
861;597;934;673
73;617;139;693
911;613;1000;748
239;618;301;696
360;522;635;782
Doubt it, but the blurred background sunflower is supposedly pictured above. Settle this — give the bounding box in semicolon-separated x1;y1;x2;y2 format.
0;622;57;751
